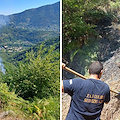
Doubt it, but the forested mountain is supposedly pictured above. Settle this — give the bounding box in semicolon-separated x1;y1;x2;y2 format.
0;2;60;53
0;25;59;52
0;26;59;44
0;2;60;31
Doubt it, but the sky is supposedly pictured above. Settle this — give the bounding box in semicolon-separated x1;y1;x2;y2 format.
0;0;60;15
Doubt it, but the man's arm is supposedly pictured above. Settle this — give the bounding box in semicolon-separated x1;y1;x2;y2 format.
62;63;66;93
62;63;66;69
105;102;109;104
104;85;110;104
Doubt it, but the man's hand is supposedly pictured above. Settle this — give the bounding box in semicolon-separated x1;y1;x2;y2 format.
62;80;64;92
62;63;66;69
62;63;66;92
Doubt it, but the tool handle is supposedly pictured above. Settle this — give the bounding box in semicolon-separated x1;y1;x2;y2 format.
110;89;120;94
63;66;86;79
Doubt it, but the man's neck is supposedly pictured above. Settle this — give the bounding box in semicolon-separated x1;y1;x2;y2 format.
89;74;100;80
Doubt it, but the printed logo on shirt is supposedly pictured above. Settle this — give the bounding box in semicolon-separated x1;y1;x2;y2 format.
83;94;105;104
69;79;72;85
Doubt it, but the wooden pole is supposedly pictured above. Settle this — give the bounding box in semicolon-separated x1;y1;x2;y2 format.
63;66;86;79
62;65;120;95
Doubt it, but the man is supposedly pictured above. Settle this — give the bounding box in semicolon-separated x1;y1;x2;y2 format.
62;61;110;120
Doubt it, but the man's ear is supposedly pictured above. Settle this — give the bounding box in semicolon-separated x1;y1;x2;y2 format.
100;70;103;74
99;70;103;78
88;69;89;74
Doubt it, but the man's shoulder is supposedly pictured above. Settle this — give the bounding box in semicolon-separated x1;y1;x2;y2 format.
71;78;85;84
63;78;84;83
98;80;110;93
63;78;84;95
99;80;110;89
72;77;84;81
63;78;84;89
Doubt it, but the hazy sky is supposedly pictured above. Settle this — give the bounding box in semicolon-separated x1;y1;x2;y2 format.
0;0;60;15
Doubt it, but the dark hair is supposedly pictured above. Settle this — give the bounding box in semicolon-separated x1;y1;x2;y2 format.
89;61;103;75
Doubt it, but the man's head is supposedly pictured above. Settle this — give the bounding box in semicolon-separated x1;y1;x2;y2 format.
89;61;103;78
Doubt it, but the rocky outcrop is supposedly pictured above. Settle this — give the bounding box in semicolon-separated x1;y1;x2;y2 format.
100;49;120;120
101;81;120;120
62;93;71;120
0;111;23;120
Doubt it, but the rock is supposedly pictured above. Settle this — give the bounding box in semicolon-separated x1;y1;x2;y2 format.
62;94;71;120
101;81;120;120
100;50;120;120
0;111;15;119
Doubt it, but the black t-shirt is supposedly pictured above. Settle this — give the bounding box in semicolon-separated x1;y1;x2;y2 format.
63;78;110;120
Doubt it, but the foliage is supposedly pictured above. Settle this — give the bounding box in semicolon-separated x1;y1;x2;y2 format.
62;0;119;53
62;0;120;75
0;83;29;118
70;37;99;77
0;83;60;120
63;0;97;53
0;2;60;119
3;44;60;100
0;36;60;119
29;97;60;120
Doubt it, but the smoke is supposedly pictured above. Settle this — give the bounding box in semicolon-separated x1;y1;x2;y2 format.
0;57;6;74
0;15;10;28
0;16;9;74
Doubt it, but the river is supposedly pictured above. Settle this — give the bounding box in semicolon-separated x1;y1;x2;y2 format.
0;56;6;74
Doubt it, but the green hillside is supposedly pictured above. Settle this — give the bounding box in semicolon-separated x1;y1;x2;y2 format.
0;36;60;119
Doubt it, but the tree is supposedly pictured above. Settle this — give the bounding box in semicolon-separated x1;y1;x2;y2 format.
4;44;60;100
62;0;119;56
